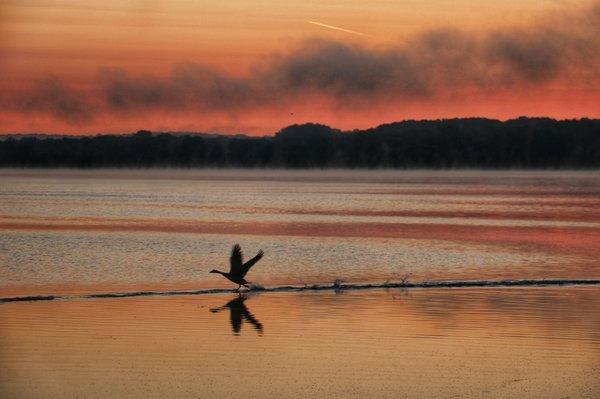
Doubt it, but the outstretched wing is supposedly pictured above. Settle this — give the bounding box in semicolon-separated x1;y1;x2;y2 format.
242;309;263;335
241;249;263;277
229;244;243;275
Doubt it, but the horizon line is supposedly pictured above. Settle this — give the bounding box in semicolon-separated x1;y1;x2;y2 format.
1;116;598;138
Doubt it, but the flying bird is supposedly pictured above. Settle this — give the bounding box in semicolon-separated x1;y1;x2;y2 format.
210;244;264;291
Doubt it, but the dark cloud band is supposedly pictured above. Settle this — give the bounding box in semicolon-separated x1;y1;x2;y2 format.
3;1;599;123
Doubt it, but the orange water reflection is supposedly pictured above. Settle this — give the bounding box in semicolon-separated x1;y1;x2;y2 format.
0;287;598;398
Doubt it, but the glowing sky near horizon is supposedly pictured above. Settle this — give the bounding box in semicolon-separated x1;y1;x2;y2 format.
0;0;598;135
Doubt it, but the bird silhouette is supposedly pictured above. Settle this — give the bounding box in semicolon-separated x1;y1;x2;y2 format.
210;294;263;335
210;244;264;291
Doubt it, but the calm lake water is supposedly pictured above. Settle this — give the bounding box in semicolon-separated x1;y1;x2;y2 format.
1;288;599;398
1;169;599;398
1;169;599;296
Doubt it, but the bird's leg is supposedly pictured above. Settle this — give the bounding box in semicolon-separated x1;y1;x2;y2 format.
234;284;241;292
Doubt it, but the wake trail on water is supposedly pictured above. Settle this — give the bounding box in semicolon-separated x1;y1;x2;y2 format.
1;279;599;303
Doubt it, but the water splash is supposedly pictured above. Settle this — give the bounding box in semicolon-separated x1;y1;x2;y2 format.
2;278;599;303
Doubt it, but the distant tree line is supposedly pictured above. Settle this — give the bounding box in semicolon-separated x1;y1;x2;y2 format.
1;118;599;168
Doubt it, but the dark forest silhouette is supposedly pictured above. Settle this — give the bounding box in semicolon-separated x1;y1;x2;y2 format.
1;118;598;168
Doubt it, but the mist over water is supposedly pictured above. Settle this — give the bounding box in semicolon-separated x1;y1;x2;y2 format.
1;169;599;297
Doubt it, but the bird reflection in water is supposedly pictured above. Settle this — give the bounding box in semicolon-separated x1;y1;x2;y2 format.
210;294;263;336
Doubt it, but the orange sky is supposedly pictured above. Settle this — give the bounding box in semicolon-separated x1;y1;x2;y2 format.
0;0;598;135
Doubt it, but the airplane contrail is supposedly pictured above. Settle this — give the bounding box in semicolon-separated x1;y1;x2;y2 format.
307;20;370;37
